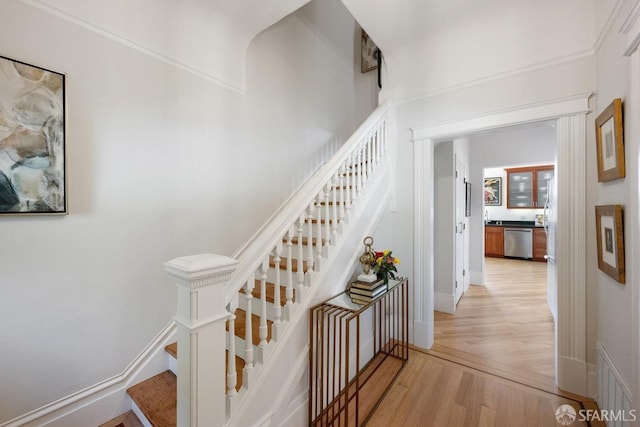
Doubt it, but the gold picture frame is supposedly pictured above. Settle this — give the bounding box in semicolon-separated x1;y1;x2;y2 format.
595;98;624;182
595;205;625;283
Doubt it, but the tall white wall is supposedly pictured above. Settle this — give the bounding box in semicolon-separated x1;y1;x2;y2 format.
589;2;635;399
0;0;377;422
467;124;557;283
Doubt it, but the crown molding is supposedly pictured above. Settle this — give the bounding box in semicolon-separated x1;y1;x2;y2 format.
619;0;640;55
19;0;247;94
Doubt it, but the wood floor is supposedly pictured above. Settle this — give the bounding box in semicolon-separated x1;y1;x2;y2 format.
366;257;603;426
431;257;555;392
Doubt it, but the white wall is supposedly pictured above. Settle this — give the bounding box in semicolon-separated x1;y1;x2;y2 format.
589;3;635;396
0;0;377;422
467;124;557;282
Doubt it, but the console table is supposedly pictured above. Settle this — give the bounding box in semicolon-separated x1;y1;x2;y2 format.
309;278;409;426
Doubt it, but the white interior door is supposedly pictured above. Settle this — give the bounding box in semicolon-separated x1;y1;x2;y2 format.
455;159;465;305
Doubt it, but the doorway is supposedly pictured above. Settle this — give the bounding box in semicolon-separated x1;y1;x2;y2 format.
411;94;590;396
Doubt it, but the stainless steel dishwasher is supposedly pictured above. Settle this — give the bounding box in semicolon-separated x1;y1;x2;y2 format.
503;228;533;259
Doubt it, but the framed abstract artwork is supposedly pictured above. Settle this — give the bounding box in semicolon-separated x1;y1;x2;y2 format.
595;205;625;284
483;177;501;206
361;29;379;73
595;98;624;182
0;54;66;215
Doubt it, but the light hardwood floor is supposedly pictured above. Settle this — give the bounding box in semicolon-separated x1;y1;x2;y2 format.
366;257;603;426
431;257;555;392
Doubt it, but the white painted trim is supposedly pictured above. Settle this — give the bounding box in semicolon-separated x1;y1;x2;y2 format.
412;139;434;349
555;114;588;396
410;94;591;396
594;0;627;53
0;321;176;427
19;0;247;94
434;292;455;314
620;0;640;56
412;93;591;141
470;270;484;285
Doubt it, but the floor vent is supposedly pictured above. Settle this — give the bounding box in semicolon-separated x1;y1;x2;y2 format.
597;342;632;427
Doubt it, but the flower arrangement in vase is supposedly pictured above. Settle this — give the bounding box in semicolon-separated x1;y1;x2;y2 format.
373;249;400;285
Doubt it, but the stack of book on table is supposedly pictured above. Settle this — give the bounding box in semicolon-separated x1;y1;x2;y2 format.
349;279;387;305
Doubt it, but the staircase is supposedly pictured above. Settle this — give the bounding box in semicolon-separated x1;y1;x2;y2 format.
122;103;392;427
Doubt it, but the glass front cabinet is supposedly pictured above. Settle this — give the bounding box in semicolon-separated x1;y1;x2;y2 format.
505;165;554;209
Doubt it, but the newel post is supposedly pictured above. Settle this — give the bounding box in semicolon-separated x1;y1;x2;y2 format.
164;254;239;427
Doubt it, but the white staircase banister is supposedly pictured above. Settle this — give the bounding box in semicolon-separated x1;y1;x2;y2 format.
225;101;389;302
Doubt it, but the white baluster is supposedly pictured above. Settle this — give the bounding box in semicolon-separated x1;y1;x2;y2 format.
367;134;373;179
286;227;294;306
259;260;268;347
356;147;363;197
227;310;237;397
323;184;331;247
331;175;338;243
306;203;315;273
296;216;305;288
244;280;254;372
315;194;323;263
338;165;346;228
273;243;282;326
344;159;352;222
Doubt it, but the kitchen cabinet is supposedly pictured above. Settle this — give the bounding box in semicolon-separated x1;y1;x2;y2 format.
505;165;554;208
485;226;504;257
533;227;547;262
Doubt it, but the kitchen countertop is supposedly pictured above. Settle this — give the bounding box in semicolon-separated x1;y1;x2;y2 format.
485;220;541;228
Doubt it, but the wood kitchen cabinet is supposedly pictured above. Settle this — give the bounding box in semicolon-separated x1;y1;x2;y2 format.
533;227;547;262
485;226;504;257
506;165;554;208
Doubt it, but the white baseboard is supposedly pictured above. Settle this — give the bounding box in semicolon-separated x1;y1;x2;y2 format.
557;354;588;396
0;322;176;427
470;270;483;285
413;319;432;349
434;292;455;314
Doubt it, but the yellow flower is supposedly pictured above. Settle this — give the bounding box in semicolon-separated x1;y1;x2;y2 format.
394;258;400;264
383;249;391;255
377;257;383;266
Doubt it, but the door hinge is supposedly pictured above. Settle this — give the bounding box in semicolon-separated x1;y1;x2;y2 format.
456;170;458;178
463;269;466;276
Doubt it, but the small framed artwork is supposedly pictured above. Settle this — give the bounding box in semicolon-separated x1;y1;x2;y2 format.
465;182;471;217
0;54;65;215
361;29;379;73
595;205;625;283
595;98;624;182
483;177;501;206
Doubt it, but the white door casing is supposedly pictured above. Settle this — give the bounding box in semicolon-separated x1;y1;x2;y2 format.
410;93;591;396
455;158;465;306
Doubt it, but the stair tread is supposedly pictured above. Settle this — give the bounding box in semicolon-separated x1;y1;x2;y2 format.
127;371;176;427
231;308;273;345
287;236;326;246
99;410;144;427
269;256;308;273
163;343;245;391
165;342;177;359
239;280;294;305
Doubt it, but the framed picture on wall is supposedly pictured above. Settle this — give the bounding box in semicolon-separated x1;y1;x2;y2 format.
483;177;501;206
595;205;625;284
595;98;624;182
0;54;66;215
361;29;379;73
